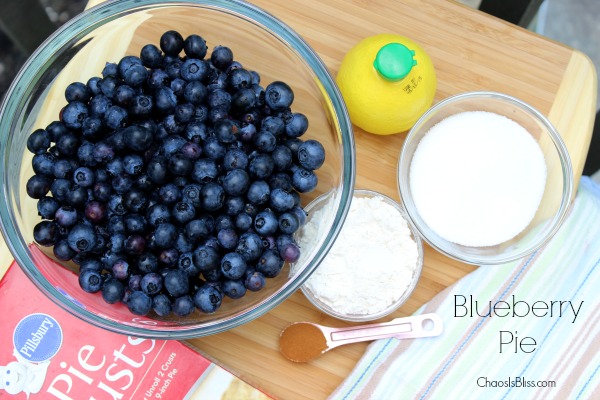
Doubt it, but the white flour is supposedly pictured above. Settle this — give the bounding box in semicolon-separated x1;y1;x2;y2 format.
295;195;420;316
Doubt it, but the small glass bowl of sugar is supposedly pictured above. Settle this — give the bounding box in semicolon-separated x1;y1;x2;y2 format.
292;189;424;322
398;91;573;265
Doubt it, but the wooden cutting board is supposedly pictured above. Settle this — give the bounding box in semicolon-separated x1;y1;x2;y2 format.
4;0;595;399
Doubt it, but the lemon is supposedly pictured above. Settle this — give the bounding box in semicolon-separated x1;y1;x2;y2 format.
336;34;437;135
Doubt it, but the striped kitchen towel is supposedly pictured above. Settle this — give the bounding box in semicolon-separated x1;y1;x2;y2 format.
330;176;600;400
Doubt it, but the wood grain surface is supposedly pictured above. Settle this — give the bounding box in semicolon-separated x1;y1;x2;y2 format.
2;1;595;399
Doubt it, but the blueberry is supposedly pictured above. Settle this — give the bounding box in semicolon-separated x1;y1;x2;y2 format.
244;271;266;291
123;63;148;87
55;206;78;227
140;44;163;68
207;89;231;110
50;178;71;203
81;117;103;140
161;135;187;157
269;172;293;191
130;94;153;117
66;186;89;209
248;153;274;180
27;129;51;154
93;142;116;163
158;184;181;205
102;278;125;304
221;169;250;196
152;293;172;317
235;213;253;232
102;62;118;77
174;102;195;123
93;182;112;202
256;249;284;278
159;248;180;267
185;216;214;242
184;34;208;59
285;112;309;138
123;154;144;175
153;223;178;248
278;212;300;235
160;30;184;56
111;259;131;280
292;166;318;193
138;252;159;274
183;81;208;105
32;220;57;247
111;174;133;195
222;279;246;299
53;159;74;179
247;180;270;205
279;240;301;263
32;153;56;176
89;94;112;117
271;145;293;171
202;267;223;283
141;272;163;295
107;215;126;235
180;142;202;160
193;285;222;313
165;59;182;79
181;58;208;81
117;55;143;77
62;101;89;129
167;153;193;176
239;122;257;142
107;233;126;253
26;175;52;199
217;228;239;250
181;183;202;208
79;269;103;293
192;245;220;272
214;119;239;143
223;149;249;171
253;210;278;236
198;182;224;212
202;136;227;160
172;201;196;225
122;125;153;152
108;194;126;215
65;81;91;103
87;76;102;95
37;196;60;219
77;141;98;167
56;132;81;157
114;85;135;107
125;235;146;255
73;167;94;187
164;269;190;297
220;252;247;280
270;188;295;212
236;231;263;262
127;291;152;316
177;251;198;276
210;45;234;70
297;139;325;170
154;86;178;114
223;195;245;216
80;258;103;272
123;213;146;233
172;295;195;317
265;81;294;110
261;115;285;136
228;68;252;91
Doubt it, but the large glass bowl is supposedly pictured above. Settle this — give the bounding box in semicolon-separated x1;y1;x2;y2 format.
398;92;572;265
0;0;355;338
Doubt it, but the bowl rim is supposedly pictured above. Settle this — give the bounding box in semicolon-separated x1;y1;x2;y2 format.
297;189;424;322
0;0;356;338
397;91;573;265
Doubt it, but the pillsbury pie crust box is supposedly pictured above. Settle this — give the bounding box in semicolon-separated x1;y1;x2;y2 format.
0;250;271;400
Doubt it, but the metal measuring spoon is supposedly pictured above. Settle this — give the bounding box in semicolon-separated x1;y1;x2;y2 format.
279;313;443;362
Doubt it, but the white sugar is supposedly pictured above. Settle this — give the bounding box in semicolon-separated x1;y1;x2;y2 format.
409;111;547;247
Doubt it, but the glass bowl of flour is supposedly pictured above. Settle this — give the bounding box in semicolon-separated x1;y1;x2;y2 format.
398;91;573;265
291;189;424;322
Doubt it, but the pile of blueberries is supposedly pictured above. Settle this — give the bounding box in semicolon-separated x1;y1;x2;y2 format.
25;30;325;318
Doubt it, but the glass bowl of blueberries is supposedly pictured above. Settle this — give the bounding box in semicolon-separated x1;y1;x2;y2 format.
0;0;355;338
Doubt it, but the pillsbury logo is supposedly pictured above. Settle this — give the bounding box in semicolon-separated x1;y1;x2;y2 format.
13;313;62;362
0;314;62;396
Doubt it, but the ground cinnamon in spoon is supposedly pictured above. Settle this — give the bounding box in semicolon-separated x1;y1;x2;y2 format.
280;322;328;362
